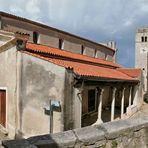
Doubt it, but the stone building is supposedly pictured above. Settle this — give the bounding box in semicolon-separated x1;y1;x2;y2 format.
0;11;116;62
0;12;144;139
135;27;148;92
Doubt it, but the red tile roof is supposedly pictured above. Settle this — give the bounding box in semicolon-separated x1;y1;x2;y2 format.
26;43;121;68
22;50;138;82
118;68;141;78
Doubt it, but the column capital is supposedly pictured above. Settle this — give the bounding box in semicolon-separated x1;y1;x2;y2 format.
100;88;104;95
96;87;104;94
122;87;125;90
112;87;117;94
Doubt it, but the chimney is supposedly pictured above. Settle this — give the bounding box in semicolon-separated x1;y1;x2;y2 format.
107;41;116;50
15;32;30;50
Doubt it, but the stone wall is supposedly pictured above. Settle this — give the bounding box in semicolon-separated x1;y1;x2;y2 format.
2;116;148;148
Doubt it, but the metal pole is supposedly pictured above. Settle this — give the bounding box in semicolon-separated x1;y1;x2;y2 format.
49;100;53;134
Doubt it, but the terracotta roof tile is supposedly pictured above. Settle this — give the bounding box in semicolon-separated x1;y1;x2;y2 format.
26;43;121;68
118;68;141;78
22;51;138;81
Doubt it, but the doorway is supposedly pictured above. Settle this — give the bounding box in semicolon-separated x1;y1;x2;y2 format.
0;90;6;127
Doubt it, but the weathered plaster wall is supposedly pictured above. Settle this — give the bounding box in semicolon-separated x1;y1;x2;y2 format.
0;46;18;138
3;116;148;148
19;53;66;137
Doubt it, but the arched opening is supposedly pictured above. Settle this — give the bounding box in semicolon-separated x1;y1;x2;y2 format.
81;45;85;55
59;39;64;49
33;31;39;44
141;36;144;42
145;36;147;42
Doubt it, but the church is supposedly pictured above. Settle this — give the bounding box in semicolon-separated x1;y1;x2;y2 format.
0;12;144;138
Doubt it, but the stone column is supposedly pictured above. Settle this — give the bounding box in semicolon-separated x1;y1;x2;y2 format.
97;88;104;123
133;85;139;106
121;88;125;119
128;86;132;107
93;88;104;125
111;87;116;121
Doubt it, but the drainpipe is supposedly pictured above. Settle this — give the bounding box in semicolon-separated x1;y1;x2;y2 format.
49;100;53;134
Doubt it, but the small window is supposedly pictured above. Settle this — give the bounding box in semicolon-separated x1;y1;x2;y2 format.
105;53;108;60
33;31;39;44
141;36;144;42
59;39;64;50
88;89;96;112
145;36;147;42
94;49;97;58
81;45;85;55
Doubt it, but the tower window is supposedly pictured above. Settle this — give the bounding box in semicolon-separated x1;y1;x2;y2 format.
81;45;85;55
59;39;64;50
145;36;147;42
141;36;144;42
33;31;39;44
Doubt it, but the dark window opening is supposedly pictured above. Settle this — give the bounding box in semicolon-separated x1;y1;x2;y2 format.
81;45;85;55
88;89;96;112
141;36;144;42
145;36;147;42
94;49;97;58
33;31;39;43
59;39;64;49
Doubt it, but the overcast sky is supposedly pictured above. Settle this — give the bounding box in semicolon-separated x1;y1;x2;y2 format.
1;0;148;67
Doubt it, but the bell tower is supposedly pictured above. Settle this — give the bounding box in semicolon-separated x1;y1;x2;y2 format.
135;27;148;92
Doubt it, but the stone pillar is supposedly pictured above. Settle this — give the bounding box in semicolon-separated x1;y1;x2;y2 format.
111;87;116;121
97;88;104;123
128;86;132;107
133;85;139;106
93;88;104;125
121;88;125;119
126;86;133;116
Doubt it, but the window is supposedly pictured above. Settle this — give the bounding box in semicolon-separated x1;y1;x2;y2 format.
145;36;147;42
105;53;108;60
81;45;85;55
94;49;97;58
88;89;96;112
59;39;64;50
33;31;39;44
141;36;144;42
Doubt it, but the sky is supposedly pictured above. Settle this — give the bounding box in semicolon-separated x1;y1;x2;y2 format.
1;0;148;67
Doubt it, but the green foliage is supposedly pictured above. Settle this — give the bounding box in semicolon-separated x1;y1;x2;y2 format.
100;144;106;148
112;140;118;148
